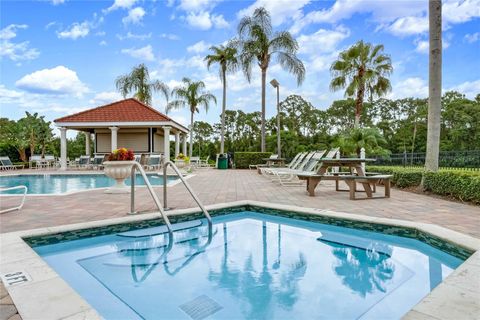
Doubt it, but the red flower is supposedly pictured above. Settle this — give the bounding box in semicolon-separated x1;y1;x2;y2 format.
108;148;135;161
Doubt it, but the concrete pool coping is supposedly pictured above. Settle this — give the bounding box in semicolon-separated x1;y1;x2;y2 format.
0;171;192;197
0;200;479;320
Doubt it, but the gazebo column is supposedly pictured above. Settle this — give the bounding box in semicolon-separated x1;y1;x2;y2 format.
60;127;67;170
109;126;119;152
174;132;180;157
163;126;171;162
182;134;187;156
85;132;91;156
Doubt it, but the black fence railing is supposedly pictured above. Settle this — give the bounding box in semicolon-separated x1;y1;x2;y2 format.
373;150;480;170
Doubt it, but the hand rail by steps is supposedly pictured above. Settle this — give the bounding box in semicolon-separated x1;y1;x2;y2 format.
129;162;173;237
0;185;28;214
163;160;212;228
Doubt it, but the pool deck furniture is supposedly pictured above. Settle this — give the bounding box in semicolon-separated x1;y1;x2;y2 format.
262;157;286;167
250;154;278;170
0;185;27;214
343;174;392;200
297;158;376;196
0;157;24;170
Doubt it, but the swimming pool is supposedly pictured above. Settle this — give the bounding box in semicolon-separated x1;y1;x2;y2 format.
0;174;178;195
30;209;469;320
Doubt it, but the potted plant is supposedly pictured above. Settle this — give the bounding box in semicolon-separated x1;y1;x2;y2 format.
103;148;136;193
175;153;190;168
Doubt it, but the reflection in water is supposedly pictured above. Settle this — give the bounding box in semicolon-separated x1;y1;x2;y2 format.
330;243;395;297
208;222;306;318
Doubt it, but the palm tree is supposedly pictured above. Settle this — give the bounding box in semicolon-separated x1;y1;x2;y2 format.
205;42;239;154
330;40;393;128
425;0;442;172
237;7;305;152
115;63;169;106
167;78;217;157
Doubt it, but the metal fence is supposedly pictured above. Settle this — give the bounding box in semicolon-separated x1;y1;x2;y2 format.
373;150;480;170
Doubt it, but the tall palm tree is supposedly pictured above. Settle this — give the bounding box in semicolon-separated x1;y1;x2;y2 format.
167;78;217;157
115;63;169;106
205;42;239;154
425;0;442;172
330;40;393;128
237;7;305;152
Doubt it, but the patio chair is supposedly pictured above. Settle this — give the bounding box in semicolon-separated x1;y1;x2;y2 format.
264;151;316;179
190;156;200;168
30;155;44;169
0;156;24;170
249;154;278;170
274;151;328;186
260;152;305;175
145;155;162;171
77;155;91;169
43;155;55;169
198;156;212;168
91;154;107;170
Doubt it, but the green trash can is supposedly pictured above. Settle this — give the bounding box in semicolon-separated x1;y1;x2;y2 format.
217;154;228;169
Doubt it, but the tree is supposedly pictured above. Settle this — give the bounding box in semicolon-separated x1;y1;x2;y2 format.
336;127;388;157
167;78;217;157
330;40;393;128
425;0;442;172
237;7;305;152
192;121;214;157
115;63;169;107
205;42;239;154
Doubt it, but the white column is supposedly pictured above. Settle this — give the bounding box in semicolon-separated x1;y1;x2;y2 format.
182;134;187;155
360;147;366;173
60;127;67;170
109;127;119;152
174;132;180;157
163;126;171;162
85;132;91;156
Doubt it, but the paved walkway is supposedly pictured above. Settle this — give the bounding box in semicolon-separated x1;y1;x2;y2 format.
1;169;479;237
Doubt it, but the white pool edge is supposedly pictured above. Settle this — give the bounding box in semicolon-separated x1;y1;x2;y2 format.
0;200;478;320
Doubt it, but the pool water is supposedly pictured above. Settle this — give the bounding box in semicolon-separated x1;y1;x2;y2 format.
0;174;177;194
33;212;464;320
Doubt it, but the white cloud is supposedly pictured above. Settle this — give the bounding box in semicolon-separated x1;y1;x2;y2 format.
15;66;89;97
89;91;122;105
51;0;65;5
389;77;428;99
297;26;350;54
57;21;90;39
160;33;180;40
122;7;145;25
104;0;137;12
387;16;429;37
464;32;480;43
0;24;40;61
99;40;107;46
184;11;228;30
238;0;311;26
187;40;210;53
117;32;152;40
449;79;480;99
121;45;155;61
178;0;219;12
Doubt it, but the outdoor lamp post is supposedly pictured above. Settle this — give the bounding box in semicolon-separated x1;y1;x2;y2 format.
270;79;281;158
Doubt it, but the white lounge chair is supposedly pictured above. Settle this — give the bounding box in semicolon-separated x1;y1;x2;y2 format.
0;157;24;170
265;151;318;179
260;152;305;175
145;155;162;171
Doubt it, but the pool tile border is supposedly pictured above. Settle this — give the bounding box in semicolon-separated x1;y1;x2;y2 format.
1;200;479;320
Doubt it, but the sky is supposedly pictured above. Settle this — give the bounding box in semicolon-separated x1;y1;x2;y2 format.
1;0;479;137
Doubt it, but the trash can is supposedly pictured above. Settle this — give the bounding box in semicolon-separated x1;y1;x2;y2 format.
217;153;228;169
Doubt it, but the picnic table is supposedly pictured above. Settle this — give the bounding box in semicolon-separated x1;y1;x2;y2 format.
297;158;376;196
262;158;286;167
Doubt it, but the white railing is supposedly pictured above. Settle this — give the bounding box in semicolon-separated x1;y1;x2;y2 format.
0;186;27;214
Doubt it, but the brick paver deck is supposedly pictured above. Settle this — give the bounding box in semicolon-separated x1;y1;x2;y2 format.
1;169;479;238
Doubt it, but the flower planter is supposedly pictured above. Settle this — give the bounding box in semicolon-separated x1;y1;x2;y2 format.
103;160;136;193
175;160;187;169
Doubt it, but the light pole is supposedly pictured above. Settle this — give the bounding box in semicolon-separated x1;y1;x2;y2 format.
270;79;281;157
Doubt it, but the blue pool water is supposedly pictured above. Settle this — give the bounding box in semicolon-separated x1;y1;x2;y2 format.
0;174;177;194
34;212;464;320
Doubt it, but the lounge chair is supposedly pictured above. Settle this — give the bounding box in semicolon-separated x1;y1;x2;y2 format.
264;151;317;179
30;155;43;169
145;155;162;171
273;151;327;186
0;157;24;170
249;154;278;170
260;152;305;175
198;156;212;168
91;154;107;170
77;155;91;169
44;155;55;168
190;156;200;168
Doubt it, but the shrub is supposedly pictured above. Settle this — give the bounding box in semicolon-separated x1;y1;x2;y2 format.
423;171;480;204
368;166;423;188
234;152;272;169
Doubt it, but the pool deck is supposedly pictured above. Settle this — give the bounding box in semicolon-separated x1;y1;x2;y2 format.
0;168;479;320
1;168;479;237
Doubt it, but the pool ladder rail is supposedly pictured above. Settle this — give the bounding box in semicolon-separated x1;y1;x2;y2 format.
129;161;212;240
0;185;27;214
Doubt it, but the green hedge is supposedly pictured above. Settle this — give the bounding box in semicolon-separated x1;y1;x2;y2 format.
423;171;480;204
234;152;272;169
367;166;423;188
368;166;480;204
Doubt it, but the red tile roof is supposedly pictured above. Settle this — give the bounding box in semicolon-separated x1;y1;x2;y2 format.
54;98;174;123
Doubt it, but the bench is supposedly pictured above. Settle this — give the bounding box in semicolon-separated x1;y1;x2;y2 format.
343;175;392;200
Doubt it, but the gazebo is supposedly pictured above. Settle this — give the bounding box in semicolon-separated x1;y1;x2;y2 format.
54;98;189;170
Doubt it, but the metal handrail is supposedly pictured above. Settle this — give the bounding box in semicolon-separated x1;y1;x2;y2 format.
163;160;212;228
0;185;28;214
130;162;173;238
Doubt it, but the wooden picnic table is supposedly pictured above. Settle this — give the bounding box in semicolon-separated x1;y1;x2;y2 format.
297;158;376;196
262;158;286;167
